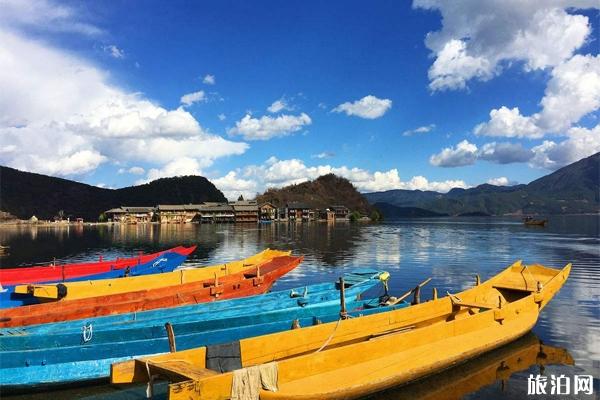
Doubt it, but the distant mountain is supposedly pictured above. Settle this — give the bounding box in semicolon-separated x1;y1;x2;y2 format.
373;202;448;218
0;166;227;220
256;174;372;214
365;152;600;216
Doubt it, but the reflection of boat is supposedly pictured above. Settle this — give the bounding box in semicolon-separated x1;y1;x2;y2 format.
112;260;570;400
0;245;9;256
0;271;400;388
372;332;574;400
0;252;300;328
0;245;196;286
523;216;547;226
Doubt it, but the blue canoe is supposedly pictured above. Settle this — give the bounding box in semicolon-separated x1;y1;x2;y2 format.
0;271;407;388
0;251;190;309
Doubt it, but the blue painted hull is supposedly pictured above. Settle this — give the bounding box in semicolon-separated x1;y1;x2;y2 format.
0;252;189;309
0;270;401;388
1;300;406;388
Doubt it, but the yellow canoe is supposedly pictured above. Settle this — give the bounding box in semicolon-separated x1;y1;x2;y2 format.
111;260;570;400
15;249;289;301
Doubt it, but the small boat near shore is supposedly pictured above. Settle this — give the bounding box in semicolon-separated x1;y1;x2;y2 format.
523;216;547;226
111;260;570;400
0;245;196;286
0;252;299;327
0;271;400;388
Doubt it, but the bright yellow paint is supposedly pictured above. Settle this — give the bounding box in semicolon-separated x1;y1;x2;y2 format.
110;260;570;400
15;249;289;301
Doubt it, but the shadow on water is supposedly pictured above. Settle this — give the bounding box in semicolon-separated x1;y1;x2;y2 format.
1;215;598;399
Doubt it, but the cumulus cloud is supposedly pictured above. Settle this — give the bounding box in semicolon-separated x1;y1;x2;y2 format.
127;166;145;175
414;1;594;91
475;55;600;138
228;113;311;140
402;123;436;136
474;107;542;139
0;25;247;178
477;142;534;164
180;90;206;107
429;140;478;167
137;157;202;185
267;98;292;113
486;177;510;186
212;157;469;200
529;125;600;169
332;95;392;119
202;74;215;85
103;45;124;59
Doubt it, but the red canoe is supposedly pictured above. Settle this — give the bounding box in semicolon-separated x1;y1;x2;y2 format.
0;255;302;327
0;246;197;286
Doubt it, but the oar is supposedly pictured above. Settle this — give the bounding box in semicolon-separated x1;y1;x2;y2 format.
387;277;431;305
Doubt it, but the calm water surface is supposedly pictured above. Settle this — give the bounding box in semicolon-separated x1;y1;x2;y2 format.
1;216;598;399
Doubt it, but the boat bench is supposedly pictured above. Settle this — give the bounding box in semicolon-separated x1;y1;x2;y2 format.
142;360;218;382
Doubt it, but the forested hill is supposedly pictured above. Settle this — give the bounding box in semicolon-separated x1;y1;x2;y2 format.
256;174;372;215
365;152;600;216
0;166;227;220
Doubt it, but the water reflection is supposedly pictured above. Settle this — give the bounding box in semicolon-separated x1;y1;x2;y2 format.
0;215;598;399
370;333;574;400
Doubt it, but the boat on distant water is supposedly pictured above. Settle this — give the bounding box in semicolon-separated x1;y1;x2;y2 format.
0;245;196;286
0;251;298;327
112;260;570;400
0;271;400;388
523;216;547;226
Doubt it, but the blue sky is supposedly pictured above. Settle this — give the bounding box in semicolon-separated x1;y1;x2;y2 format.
0;0;598;199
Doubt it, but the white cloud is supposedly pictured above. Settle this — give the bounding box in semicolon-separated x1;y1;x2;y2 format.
202;74;215;85
211;171;258;201
137;157;202;185
311;152;335;159
180;90;206;107
213;157;469;199
0;27;247;178
127;166;145;175
228;113;311;140
332;95;392;119
218;113;226;121
267;98;291;113
474;106;542;139
487;177;510;186
529;125;600;169
475;54;600;141
429;140;478;167
0;0;103;36
414;1;594;91
103;45;124;59
402;123;436;136
477;142;534;164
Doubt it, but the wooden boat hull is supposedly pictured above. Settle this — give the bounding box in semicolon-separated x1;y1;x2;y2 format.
0;254;299;327
12;249;287;301
0;246;196;286
112;260;570;400
0;272;398;388
524;219;547;226
0;251;193;309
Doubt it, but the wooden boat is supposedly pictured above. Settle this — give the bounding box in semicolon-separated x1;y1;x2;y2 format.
0;245;196;286
0;272;402;388
111;260;570;400
0;252;297;327
13;249;286;302
376;332;573;400
0;249;197;309
523;217;547;226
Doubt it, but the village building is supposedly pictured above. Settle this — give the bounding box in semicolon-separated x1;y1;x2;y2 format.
330;205;350;220
105;206;154;224
318;209;336;221
286;202;314;221
259;202;278;221
197;203;235;223
230;200;259;223
155;205;201;224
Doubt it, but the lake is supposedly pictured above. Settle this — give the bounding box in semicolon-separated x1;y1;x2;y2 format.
1;216;598;399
